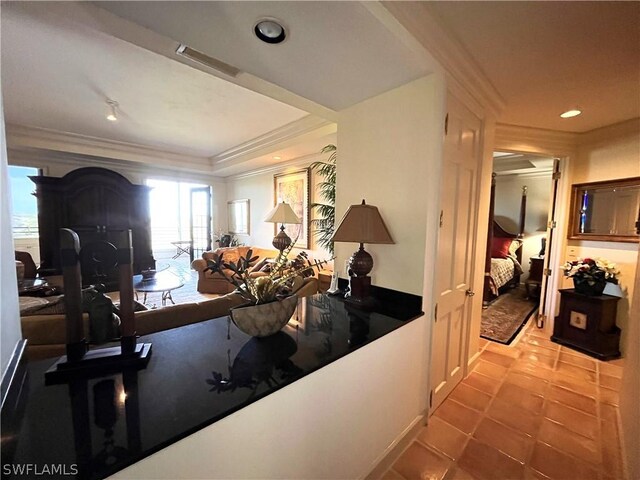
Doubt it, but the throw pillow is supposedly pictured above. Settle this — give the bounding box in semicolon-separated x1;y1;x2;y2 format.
25;295;66;315
491;237;512;259
19;296;51;315
215;248;241;266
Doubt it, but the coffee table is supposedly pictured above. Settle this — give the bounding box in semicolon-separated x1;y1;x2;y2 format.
133;271;184;307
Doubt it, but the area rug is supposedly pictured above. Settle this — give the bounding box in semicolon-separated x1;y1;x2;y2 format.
481;287;538;345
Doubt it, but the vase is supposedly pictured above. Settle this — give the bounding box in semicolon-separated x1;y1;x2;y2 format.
230;295;298;337
573;277;606;296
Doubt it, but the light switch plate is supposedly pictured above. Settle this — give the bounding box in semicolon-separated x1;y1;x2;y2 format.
569;311;587;330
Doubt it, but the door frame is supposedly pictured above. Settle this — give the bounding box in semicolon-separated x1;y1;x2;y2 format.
487;149;573;336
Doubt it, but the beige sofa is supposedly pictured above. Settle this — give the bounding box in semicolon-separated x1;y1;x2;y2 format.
22;277;318;361
191;246;278;294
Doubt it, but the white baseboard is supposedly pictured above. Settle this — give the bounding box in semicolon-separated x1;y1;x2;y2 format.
362;413;426;480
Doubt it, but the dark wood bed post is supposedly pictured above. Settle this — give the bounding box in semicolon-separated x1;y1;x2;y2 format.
483;173;497;305
514;186;527;284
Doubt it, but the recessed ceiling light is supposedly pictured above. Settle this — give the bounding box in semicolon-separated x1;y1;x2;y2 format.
560;109;581;118
106;99;118;122
254;19;286;44
273;156;281;160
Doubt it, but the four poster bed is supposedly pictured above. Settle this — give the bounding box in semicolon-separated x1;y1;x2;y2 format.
483;174;528;306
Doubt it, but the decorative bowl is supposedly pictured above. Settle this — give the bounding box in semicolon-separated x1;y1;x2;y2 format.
230;295;298;337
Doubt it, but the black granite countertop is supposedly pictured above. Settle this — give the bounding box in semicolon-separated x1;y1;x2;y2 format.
2;291;422;479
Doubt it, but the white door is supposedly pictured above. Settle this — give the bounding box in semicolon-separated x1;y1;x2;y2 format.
430;95;482;412
536;159;561;328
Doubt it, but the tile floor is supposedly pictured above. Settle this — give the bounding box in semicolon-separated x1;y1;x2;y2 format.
384;322;626;480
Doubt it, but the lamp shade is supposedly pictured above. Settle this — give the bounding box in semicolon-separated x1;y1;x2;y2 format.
333;200;394;244
264;201;301;224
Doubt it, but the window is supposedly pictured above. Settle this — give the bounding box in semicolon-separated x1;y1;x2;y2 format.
9;166;39;238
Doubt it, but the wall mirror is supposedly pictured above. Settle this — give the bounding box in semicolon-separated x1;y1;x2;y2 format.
227;199;250;235
568;177;640;242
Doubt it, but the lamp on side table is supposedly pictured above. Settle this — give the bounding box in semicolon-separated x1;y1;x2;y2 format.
332;199;394;308
264;201;301;253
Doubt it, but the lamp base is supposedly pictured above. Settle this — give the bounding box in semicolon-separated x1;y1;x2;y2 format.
272;225;292;252
345;275;377;310
348;275;371;298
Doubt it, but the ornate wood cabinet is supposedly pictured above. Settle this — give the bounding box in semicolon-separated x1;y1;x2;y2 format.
31;167;155;287
552;289;621;360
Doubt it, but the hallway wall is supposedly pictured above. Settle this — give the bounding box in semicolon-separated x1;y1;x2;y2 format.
560;119;640;355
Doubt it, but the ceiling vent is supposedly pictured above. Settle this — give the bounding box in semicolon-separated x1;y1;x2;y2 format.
176;45;240;78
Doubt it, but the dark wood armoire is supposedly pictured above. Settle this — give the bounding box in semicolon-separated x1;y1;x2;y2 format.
31;167;155;288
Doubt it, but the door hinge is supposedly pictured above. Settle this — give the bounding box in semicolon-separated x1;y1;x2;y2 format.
444;113;449;136
429;390;433;408
543;268;552;276
434;303;438;322
547;220;557;229
439;210;444;228
552;171;561;180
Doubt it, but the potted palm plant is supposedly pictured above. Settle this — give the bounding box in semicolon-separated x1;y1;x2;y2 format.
309;145;336;255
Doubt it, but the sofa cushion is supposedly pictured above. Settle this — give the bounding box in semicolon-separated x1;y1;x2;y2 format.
135;293;245;335
21;314;90;346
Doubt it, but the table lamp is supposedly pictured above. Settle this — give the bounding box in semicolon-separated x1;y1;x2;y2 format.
332;199;394;305
264;201;302;252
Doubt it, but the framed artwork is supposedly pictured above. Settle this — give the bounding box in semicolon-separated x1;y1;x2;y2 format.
227;199;250;235
274;169;310;249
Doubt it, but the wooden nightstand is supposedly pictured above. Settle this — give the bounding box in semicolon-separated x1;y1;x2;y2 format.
525;256;544;299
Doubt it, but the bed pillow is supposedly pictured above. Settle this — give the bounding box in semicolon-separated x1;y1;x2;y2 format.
491;237;512;259
508;239;523;257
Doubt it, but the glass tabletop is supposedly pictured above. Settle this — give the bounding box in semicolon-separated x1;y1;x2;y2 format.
133;271;184;292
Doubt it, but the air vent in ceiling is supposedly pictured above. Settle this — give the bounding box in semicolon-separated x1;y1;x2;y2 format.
176;45;241;78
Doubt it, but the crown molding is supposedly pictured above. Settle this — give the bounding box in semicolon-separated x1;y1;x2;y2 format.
225;152;322;182
6;124;214;173
211;115;336;172
495;123;579;157
380;1;506;119
7;147;226;185
579;117;640;146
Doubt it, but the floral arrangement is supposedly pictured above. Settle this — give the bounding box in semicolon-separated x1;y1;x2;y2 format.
205;240;331;305
563;258;619;285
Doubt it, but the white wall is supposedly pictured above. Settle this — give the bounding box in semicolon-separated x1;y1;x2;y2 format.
336;75;446;296
1;96;23;378
494;173;552;281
